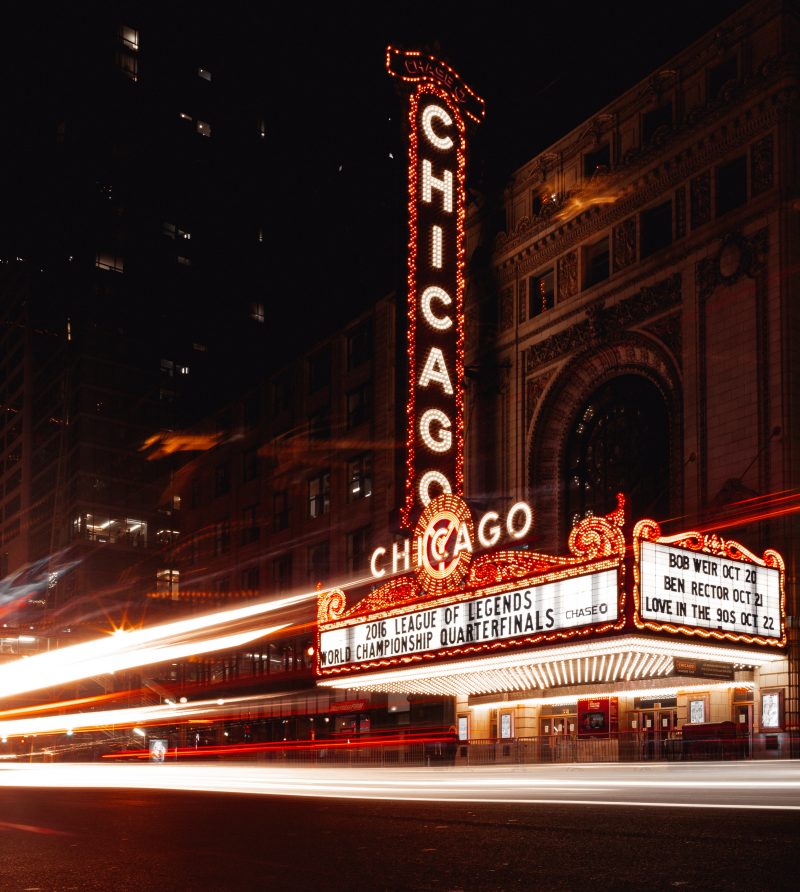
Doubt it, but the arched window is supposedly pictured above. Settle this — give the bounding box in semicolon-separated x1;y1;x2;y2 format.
565;375;669;534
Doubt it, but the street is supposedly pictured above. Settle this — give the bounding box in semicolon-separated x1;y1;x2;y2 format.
1;762;798;891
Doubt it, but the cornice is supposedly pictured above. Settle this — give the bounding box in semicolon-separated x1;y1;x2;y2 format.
491;68;796;279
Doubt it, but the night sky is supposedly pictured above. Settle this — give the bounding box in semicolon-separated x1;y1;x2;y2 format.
247;0;750;342
4;0;751;351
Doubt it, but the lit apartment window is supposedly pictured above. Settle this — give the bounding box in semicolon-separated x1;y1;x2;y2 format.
119;25;139;50
198;67;212;82
347;453;373;502
177;255;191;266
156;569;179;598
196;120;212;138
162;222;176;239
308;471;330;518
259;119;267;139
251;302;265;323
96;252;124;273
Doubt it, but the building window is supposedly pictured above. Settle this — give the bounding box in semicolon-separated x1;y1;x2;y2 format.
346;382;371;430
242;447;259;482
583;236;609;289
308;472;330;518
642;102;672;146
308;542;330;585
273;374;292;414
214;462;230;497
347;453;373;502
241;505;259;545
197;67;212;82
640;200;673;259
347;526;370;573
251;302;265;323
119;25;139;50
196;120;212;138
708;57;738;100
309;408;330;442
347;319;373;370
716;155;747;217
242;566;259;592
564;375;669;539
583;143;610;178
213;521;230;556
308;346;331;393
529;270;554;318
156;569;179;598
96;252;124;273
273;490;289;531
116;50;138;81
274;553;292;592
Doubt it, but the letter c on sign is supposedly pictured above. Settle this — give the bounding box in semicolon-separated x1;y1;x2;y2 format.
421;104;454;150
370;547;386;578
420;286;453;331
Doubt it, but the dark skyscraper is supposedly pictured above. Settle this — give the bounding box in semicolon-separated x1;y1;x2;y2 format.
0;6;274;633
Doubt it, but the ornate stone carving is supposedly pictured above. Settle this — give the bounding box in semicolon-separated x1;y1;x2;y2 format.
525;273;681;368
644;313;682;367
690;171;711;229
612;217;636;271
557;251;578;301
751;133;774;196
697;228;769;300
518;277;527;324
525;372;554;426
498;286;514;331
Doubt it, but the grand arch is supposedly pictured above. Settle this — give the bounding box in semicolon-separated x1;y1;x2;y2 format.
526;334;682;553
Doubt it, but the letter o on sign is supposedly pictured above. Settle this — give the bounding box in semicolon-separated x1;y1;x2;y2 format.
506;501;533;540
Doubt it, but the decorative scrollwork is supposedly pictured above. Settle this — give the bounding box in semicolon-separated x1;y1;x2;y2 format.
466;551;571;588
318;588;347;625
569;493;626;560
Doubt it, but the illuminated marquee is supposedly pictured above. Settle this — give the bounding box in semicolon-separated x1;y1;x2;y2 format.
319;566;619;670
633;519;786;647
386;47;485;529
317;496;628;678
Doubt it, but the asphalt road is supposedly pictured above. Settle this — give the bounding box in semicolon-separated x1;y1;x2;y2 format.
1;763;798;891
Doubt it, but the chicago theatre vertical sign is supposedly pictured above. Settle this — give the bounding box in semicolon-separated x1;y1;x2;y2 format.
386;48;485;530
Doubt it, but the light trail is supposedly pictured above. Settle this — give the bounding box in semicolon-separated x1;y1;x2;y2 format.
0;762;799;810
0;590;315;699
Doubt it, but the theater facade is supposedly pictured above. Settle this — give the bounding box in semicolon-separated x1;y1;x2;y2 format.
316;3;798;761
